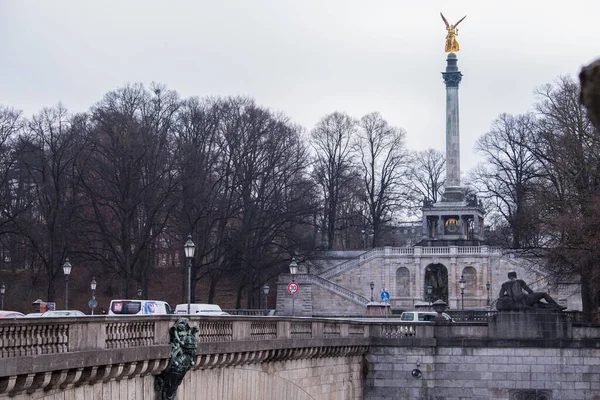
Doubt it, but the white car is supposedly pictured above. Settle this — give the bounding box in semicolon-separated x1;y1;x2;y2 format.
400;311;453;322
40;310;86;317
174;303;229;316
108;300;172;316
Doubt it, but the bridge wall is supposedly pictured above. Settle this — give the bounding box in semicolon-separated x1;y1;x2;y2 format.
365;341;600;399
7;356;364;400
0;316;369;399
1;316;600;399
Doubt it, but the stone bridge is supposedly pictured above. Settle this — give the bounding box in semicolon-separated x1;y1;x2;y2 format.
1;314;599;399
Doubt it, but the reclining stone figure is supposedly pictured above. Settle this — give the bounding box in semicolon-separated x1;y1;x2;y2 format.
496;271;566;311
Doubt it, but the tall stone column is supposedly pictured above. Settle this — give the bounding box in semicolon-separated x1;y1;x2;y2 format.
442;53;463;201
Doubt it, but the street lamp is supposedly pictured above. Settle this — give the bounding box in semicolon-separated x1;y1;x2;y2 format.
361;230;366;249
90;277;97;315
184;234;196;315
289;257;298;316
0;283;5;310
369;281;374;302
426;285;433;308
263;283;270;316
486;281;491;306
459;275;466;311
63;258;72;310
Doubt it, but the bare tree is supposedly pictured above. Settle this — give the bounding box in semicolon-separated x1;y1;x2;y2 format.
524;76;600;319
469;113;541;249
311;112;357;250
354;112;408;247
10;104;84;302
405;148;445;216
0;106;26;264
79;83;181;298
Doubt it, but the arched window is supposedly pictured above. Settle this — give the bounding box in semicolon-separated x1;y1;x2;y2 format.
396;267;410;297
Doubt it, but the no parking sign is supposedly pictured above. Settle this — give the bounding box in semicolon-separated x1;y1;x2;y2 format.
287;281;299;294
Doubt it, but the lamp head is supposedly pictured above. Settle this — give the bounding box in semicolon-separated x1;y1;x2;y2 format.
90;277;97;291
184;234;196;258
63;258;72;276
369;281;374;290
289;257;298;275
0;283;5;295
263;283;270;295
459;275;466;289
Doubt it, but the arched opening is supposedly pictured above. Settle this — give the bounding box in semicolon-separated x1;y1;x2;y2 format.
461;266;477;296
424;263;449;303
395;267;410;297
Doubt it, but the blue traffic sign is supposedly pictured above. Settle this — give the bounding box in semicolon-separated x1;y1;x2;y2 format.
380;291;390;301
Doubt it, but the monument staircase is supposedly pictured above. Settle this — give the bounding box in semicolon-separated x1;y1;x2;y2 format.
305;246;503;312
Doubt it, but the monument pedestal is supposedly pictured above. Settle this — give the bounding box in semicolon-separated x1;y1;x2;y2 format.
365;302;390;316
489;311;572;340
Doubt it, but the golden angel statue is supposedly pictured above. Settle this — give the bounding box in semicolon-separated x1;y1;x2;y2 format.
440;13;466;53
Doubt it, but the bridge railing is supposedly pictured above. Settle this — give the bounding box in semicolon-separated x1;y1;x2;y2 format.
0;316;383;360
0;315;447;361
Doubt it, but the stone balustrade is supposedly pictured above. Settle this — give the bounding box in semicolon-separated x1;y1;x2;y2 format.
0;316;377;397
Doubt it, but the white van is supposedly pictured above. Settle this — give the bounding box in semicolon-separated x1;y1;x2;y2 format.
174;303;229;316
108;300;172;316
400;311;453;322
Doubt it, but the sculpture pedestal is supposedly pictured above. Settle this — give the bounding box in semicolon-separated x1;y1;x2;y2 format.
365;302;390;316
489;311;572;340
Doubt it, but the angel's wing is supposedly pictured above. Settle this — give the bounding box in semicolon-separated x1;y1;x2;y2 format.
440;12;449;28
454;15;467;27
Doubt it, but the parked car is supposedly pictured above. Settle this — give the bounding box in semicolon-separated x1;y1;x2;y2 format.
174;303;229;316
40;310;85;317
24;313;43;317
108;300;172;316
400;311;453;322
0;311;24;318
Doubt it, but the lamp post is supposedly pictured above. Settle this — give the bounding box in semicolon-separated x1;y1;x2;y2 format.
361;230;366;249
459;275;466;311
89;277;97;315
0;283;5;310
263;283;270;316
426;285;433;309
369;281;374;302
63;258;72;310
486;281;491;306
184;234;196;315
289;257;298;316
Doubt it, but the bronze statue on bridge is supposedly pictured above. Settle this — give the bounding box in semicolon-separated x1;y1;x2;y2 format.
155;318;200;400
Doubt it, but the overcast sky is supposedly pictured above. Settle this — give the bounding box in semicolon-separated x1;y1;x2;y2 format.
2;1;599;172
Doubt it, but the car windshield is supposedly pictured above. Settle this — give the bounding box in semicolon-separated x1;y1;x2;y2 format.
401;312;439;322
400;313;414;321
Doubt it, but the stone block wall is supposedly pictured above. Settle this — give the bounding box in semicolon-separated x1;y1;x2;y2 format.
365;344;600;399
8;376;155;400
311;284;366;316
179;356;364;400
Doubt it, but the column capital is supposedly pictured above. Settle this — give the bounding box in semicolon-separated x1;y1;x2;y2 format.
442;71;462;88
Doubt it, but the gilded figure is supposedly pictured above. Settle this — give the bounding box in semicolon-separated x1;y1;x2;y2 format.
440;13;466;53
